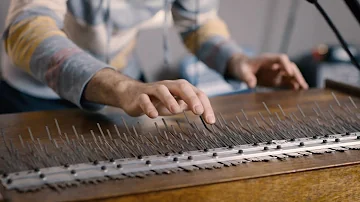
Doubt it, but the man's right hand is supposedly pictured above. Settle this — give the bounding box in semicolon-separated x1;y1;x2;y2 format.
84;68;215;124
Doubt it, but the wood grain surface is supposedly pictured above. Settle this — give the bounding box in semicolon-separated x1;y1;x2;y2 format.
1;88;360;202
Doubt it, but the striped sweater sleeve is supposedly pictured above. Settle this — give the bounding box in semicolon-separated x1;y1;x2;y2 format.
172;0;243;75
3;0;110;110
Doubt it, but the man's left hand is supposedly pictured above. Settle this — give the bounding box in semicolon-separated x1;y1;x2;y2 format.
227;53;309;90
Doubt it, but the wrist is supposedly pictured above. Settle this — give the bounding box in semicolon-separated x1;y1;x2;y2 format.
84;68;140;107
226;53;249;77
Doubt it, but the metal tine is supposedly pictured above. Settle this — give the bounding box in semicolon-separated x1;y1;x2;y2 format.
103;138;120;157
261;102;272;115
314;102;327;120
217;116;224;129
94;141;109;160
162;118;170;132
278;104;287;117
297;105;306;117
64;133;70;145
200;116;213;133
97;123;107;142
98;136;103;145
27;127;35;142
90;130;97;143
312;107;320;116
155;122;162;136
202;129;220;148
224;126;240;145
72;125;80;140
230;122;246;144
344;104;355;116
132;125;139;138
183;111;195;129
53;139;59;149
219;112;227;125
45;126;53;141
54;118;63;138
241;109;249;121
81;135;86;145
192;122;202;135
176;120;186;135
106;129;113;141
18;134;25;149
235;115;244;127
121;117;132;135
37;138;44;152
349;96;358;109
171;125;178;136
331;92;341;107
275;112;282;122
114;124;122;139
258;112;272;127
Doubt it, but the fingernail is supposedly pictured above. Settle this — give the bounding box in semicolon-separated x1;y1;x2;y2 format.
149;111;158;118
194;105;203;114
170;105;178;113
206;115;215;124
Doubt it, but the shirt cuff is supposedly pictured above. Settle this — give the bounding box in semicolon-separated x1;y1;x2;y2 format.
55;51;114;111
197;35;243;75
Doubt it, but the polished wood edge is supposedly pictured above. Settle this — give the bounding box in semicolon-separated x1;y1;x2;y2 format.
325;79;360;97
3;151;360;202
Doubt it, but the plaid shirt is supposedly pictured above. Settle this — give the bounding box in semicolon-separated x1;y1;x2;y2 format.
2;0;242;109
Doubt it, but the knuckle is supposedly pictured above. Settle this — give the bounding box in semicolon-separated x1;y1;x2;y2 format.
164;95;175;102
155;84;167;92
179;82;190;91
160;80;171;84
196;91;206;98
177;79;190;86
189;95;199;102
138;94;147;102
279;54;288;61
138;94;150;107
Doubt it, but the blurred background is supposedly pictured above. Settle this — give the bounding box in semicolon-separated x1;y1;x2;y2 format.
1;0;360;86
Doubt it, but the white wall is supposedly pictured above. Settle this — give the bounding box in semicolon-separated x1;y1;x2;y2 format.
1;0;360;81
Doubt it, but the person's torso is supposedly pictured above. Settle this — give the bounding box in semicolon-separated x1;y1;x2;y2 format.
64;0;172;65
1;0;172;99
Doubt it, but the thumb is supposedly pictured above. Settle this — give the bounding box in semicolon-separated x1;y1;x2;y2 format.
237;63;257;88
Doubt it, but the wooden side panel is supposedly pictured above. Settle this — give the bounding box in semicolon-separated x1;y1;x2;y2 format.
97;163;360;202
2;150;360;202
1;89;360;201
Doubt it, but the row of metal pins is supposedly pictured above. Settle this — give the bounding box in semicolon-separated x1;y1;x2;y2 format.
1;94;360;173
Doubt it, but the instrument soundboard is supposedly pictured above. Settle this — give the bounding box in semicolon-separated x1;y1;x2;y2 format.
1;80;360;202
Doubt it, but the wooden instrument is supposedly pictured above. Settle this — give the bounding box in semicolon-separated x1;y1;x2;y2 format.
1;80;360;202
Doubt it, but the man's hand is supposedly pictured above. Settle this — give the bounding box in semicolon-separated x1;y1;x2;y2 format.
227;53;309;90
84;68;215;124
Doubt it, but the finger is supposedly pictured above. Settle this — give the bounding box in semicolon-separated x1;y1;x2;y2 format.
178;100;189;111
151;85;181;114
156;100;190;116
167;80;204;115
271;63;280;71
237;64;257;88
291;63;309;89
138;94;158;118
194;89;215;124
290;79;300;90
276;54;294;76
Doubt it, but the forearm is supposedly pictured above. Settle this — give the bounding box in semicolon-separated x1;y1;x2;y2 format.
182;18;243;75
3;6;110;109
172;0;243;75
